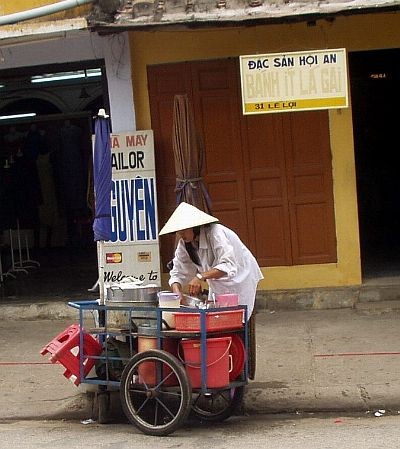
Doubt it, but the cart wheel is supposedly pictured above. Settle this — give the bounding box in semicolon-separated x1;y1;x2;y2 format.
191;386;245;422
97;390;110;424
120;349;192;436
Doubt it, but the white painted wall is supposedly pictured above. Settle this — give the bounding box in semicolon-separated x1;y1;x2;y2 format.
0;30;136;131
101;32;136;133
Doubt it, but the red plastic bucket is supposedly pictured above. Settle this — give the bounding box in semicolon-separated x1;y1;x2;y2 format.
181;337;231;388
228;334;246;381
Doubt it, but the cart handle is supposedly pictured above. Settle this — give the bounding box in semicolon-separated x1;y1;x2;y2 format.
68;300;100;309
130;315;173;331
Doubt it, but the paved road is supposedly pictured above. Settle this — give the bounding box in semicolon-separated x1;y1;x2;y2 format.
2;308;400;420
0;413;399;449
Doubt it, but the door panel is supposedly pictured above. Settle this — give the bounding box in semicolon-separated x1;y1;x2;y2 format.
284;112;337;264
290;202;335;263
253;205;291;266
241;112;292;265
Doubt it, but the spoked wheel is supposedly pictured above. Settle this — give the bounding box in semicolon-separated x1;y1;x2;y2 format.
120;349;192;436
191;386;245;422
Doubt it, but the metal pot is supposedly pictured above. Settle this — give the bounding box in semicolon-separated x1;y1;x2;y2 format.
106;283;160;304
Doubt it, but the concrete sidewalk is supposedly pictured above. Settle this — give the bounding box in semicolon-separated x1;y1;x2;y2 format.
248;307;400;414
1;303;400;421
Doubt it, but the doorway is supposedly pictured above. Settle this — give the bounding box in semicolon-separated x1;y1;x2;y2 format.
349;48;400;280
0;61;107;300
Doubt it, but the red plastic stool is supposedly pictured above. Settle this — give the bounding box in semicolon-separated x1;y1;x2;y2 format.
40;324;102;386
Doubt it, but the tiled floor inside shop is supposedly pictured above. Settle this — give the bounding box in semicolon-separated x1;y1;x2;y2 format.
0;245;99;303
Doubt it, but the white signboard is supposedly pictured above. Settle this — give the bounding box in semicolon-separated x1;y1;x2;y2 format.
239;48;348;114
103;130;161;285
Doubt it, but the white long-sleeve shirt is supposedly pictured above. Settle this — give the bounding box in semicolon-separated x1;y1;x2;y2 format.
169;223;264;317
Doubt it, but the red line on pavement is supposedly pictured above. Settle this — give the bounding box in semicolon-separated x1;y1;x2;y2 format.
315;351;400;358
0;362;54;365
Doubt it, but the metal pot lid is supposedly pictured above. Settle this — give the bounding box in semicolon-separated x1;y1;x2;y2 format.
107;283;159;290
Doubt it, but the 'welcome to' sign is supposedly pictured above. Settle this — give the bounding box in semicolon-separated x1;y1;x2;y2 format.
239;48;348;115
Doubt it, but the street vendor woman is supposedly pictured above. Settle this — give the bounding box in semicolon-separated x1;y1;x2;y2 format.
158;202;264;319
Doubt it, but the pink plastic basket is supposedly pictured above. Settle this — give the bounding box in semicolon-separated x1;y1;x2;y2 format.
174;309;244;332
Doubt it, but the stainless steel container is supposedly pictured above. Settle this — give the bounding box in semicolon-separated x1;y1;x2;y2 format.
106;283;160;305
180;294;205;308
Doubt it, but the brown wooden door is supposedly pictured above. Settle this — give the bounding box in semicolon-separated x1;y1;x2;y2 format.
148;58;337;269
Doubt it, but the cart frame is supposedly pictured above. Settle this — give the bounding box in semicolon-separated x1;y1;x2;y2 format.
68;300;249;435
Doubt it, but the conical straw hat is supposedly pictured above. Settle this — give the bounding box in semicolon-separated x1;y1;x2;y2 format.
159;202;219;235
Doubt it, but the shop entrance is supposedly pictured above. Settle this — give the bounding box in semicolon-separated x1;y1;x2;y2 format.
0;61;106;251
0;61;106;298
349;48;400;280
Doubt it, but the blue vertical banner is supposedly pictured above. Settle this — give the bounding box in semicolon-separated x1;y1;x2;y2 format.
102;130;160;285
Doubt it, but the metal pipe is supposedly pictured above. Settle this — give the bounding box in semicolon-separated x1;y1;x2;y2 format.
0;0;94;26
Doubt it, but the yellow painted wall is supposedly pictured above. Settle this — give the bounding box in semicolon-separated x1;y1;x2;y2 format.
0;0;91;21
130;12;399;291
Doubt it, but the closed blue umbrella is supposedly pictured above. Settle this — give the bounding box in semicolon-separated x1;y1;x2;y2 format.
92;109;112;304
93;110;112;242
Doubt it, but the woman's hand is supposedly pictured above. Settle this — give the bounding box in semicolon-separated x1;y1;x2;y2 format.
188;277;202;296
170;282;184;301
